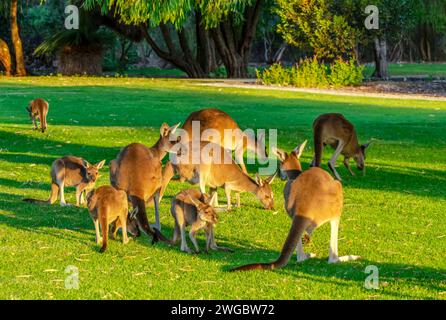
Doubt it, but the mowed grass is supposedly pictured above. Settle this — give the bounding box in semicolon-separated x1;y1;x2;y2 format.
0;76;445;300
363;63;446;78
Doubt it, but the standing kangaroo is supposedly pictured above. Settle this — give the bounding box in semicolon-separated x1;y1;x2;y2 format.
170;189;231;254
231;141;360;271
181;108;268;174
23;156;105;207
312;113;370;181
26;98;49;133
162;141;276;211
109;122;180;243
86;186;132;253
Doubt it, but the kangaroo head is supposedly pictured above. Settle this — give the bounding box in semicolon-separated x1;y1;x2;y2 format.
188;194;218;225
157;122;181;153
254;172;276;210
354;142;371;171
127;207;141;237
83;159;106;183
272;140;307;180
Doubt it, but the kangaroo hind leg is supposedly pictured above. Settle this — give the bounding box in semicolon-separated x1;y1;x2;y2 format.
328;218;360;263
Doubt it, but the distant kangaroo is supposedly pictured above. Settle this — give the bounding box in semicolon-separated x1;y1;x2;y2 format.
109;122;180;243
170;189;231;254
312;113;370;181
162;141;276;211
26;98;49;133
23;156;105;207
231;141;360;271
181;108;268;174
86;186;136;253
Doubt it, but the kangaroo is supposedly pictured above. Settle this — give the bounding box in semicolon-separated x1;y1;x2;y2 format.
312;113;371;181
26;98;49;133
231;140;360;271
181;108;268;174
170;189;231;254
162;141;276;211
86;185;135;253
23;156;105;207
109;122;180;244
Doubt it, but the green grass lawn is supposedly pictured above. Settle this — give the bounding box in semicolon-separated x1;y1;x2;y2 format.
363;63;446;78
0;76;445;300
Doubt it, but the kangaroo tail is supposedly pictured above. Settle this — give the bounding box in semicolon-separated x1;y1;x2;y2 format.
313;123;324;167
230;216;311;272
23;198;49;205
130;196;162;244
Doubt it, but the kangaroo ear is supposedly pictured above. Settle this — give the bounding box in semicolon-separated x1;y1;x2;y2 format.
255;173;264;186
25;106;31;112
293;140;307;158
160;123;170;136
271;146;287;162
169;122;181;134
362;141;372;149
187;194;203;208
82;159;91;168
95;160;106;169
266;171;277;185
208;192;217;206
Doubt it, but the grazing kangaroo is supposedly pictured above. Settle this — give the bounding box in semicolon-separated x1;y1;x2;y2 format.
312;113;370;181
86;186;132;253
181;108;268;174
171;189;231;253
26;98;49;133
109;122;180;243
162;141;276;211
23;156;105;207
231;141;360;272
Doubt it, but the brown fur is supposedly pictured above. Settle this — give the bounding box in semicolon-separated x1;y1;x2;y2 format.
162;141;276;210
170;189;231;253
232;141;359;271
26;98;49;133
181;108;267;174
312;113;370;181
23;156;105;207
110;122;180;243
86;186;130;253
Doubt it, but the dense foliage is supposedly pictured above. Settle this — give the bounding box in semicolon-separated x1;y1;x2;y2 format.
257;58;364;87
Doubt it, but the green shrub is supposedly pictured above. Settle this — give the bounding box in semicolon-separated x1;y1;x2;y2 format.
256;63;291;86
257;57;363;88
328;58;364;87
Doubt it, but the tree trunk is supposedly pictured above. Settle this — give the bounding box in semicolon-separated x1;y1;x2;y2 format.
211;0;264;78
0;38;12;76
373;36;388;79
10;0;26;76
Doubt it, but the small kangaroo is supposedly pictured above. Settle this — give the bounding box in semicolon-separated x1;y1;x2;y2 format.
86;186;133;253
23;156;105;207
231;140;360;271
171;189;231;254
109;122;180;243
162;141;276;211
312;113;371;181
26;98;49;133
181;108;268;174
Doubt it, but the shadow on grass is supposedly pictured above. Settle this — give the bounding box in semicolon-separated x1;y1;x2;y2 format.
0;190;444;299
0;130;120;166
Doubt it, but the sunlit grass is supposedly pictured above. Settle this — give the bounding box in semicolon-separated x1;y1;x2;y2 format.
0;77;445;300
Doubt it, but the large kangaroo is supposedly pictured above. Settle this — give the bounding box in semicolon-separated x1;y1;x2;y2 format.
312;113;370;181
109;122;180;243
181;108;268;174
231;141;360;271
26;98;49;133
162;141;276;210
23;156;105;207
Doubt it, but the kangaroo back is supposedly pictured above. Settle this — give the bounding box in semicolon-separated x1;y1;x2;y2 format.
231;216;311;271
